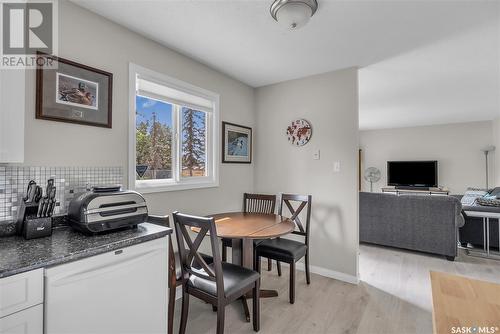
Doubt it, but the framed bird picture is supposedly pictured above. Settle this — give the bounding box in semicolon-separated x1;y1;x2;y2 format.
36;52;113;128
222;121;252;163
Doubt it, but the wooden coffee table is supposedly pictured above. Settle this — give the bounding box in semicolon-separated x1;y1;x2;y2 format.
430;271;500;334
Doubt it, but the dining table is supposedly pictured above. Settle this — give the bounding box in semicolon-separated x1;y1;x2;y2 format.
191;212;295;322
203;212;295;297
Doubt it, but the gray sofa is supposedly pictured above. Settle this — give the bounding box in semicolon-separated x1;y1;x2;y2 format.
360;192;464;260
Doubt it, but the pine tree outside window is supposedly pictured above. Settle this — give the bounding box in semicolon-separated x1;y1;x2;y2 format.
129;64;219;193
181;107;207;177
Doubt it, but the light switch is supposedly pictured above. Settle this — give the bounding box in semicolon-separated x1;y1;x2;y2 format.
333;161;341;173
313;150;320;160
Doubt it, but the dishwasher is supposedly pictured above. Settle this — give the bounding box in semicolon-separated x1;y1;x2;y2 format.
44;237;168;334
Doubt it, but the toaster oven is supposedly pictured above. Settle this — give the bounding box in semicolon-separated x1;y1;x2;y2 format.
68;187;148;234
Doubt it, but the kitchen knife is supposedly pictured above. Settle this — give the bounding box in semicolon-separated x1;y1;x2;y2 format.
24;180;37;203
46;187;57;217
47;200;54;217
23;180;34;201
40;179;55;217
37;198;45;217
47;178;54;188
33;186;43;203
41;198;50;217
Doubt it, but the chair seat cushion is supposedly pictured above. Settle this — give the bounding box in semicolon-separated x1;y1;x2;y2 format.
256;238;307;262
187;262;259;298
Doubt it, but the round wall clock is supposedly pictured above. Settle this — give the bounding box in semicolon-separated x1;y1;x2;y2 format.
286;119;312;146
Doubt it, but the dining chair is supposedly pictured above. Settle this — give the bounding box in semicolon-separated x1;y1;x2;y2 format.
222;193;276;271
254;194;312;304
146;215;217;334
173;211;261;334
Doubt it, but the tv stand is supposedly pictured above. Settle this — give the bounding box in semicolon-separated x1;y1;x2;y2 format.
382;187;449;196
396;186;430;191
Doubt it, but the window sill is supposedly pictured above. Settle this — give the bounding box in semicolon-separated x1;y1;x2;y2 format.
134;180;219;194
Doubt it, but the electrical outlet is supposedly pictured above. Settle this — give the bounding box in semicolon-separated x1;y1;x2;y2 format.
313;150;320;160
333;161;341;173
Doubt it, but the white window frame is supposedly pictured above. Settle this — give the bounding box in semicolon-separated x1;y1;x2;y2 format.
128;63;220;193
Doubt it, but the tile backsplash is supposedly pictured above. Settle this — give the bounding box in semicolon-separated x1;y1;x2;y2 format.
0;166;123;222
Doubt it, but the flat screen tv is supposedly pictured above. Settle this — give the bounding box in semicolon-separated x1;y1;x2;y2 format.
387;161;438;188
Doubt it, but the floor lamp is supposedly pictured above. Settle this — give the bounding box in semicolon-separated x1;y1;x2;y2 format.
481;145;495;189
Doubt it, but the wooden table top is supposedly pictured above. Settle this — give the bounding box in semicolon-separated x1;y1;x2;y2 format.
205;212;295;239
430;271;500;334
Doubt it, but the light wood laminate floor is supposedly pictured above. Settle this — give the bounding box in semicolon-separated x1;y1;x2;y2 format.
173;244;500;334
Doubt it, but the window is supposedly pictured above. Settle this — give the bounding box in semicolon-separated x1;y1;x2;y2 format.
129;64;219;192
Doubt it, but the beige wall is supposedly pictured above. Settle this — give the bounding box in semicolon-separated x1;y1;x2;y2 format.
359;121;495;194
254;69;359;282
19;2;361;282
23;1;255;216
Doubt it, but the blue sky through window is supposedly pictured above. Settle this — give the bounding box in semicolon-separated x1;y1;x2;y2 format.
136;95;172;127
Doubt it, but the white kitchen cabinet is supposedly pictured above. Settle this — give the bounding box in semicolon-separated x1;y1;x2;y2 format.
0;304;43;334
0;269;43;318
44;237;168;334
0;269;44;334
0;69;25;163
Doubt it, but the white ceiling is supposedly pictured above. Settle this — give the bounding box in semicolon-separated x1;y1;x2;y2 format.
359;16;500;130
72;0;500;129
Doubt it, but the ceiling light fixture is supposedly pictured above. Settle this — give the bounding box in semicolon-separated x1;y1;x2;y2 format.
270;0;318;30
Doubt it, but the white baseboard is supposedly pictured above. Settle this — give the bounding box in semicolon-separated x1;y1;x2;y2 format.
295;262;359;285
171;264;359;302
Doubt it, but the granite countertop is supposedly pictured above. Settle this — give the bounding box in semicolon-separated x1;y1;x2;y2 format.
0;223;172;279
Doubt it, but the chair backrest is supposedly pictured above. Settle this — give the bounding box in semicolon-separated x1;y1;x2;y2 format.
146;215;177;285
243;193;276;214
172;212;224;295
278;194;312;246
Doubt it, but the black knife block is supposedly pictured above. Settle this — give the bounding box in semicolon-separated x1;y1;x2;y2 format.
16;202;52;239
23;217;52;240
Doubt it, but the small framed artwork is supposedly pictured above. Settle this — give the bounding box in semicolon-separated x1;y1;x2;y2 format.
222;121;252;163
36;52;113;128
